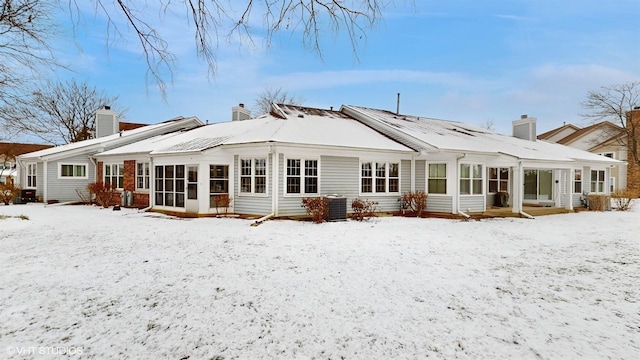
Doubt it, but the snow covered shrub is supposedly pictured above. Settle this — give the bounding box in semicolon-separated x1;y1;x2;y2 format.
0;183;20;205
87;181;117;208
401;191;428;216
351;198;378;221
301;197;329;223
611;189;634;211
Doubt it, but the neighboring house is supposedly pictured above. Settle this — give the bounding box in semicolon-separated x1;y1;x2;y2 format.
92;104;620;217
538;121;626;192
0;142;53;185
15;107;203;203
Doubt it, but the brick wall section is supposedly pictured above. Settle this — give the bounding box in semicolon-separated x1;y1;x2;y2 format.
627;110;640;197
124;160;136;191
96;161;103;183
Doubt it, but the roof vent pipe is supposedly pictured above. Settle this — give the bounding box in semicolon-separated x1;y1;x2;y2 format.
396;93;400;115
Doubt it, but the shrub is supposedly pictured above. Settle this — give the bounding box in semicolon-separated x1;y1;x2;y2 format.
611;189;634;211
401;191;428;216
587;194;610;211
351;198;378;221
301;197;329;223
0;183;20;205
87;181;117;208
212;194;233;214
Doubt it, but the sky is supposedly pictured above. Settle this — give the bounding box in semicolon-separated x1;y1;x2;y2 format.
33;0;640;142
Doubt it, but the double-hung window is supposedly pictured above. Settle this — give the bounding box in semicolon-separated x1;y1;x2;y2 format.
136;162;150;190
460;164;483;195
428;163;447;194
59;163;87;179
361;161;400;194
590;170;605;193
240;158;267;195
104;164;124;189
26;163;37;188
286;158;318;195
488;167;509;193
573;169;582;194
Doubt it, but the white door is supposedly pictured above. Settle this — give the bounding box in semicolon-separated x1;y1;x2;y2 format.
186;165;199;213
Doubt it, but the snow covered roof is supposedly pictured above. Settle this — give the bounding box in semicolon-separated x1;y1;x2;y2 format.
343;105;622;164
18;117;203;160
97;105;414;157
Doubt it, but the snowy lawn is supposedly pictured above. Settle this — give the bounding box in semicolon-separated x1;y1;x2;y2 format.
0;203;638;359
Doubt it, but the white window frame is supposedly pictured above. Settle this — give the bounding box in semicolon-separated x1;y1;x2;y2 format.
360;161;400;195
609;176;616;193
26;163;37;188
487;167;509;194
284;157;320;196
239;157;268;196
58;163;88;179
136;162;150;191
460;163;483;195
427;163;447;195
573;169;582;194
104;163;124;189
154;164;186;208
590;170;605;193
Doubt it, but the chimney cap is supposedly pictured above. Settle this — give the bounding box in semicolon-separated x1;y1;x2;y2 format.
521;114;528;119
239;103;244;108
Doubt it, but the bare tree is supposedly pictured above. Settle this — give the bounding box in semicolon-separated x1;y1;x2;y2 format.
77;1;400;96
581;81;640;165
254;87;305;114
2;79;124;144
0;0;59;115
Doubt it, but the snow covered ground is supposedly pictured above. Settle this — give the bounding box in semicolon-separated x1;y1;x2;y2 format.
0;203;638;359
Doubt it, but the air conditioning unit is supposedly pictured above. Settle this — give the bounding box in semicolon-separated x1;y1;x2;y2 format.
325;195;347;221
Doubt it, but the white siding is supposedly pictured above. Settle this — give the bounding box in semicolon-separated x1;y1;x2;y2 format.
46;155;96;202
232;154;273;216
426;196;453;213
415;160;426;192
460;195;484;213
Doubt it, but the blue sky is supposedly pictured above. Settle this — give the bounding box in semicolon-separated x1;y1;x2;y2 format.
43;0;640;140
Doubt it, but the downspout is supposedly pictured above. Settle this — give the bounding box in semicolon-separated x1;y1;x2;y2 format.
455;153;466;215
252;213;274;226
271;144;278;217
517;160;534;219
42;160;48;202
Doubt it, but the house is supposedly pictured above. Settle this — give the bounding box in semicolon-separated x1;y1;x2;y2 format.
15;107;203;203
0;142;53;185
93;104;416;216
91;104;620;217
538;121;627;192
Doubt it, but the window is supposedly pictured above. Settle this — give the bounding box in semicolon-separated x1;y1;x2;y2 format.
59;163;87;179
154;165;185;207
610;177;616;193
574;169;582;193
460;164;483;195
26;163;37;188
240;158;267;194
488;168;509;193
209;165;229;207
361;161;400;194
590;170;605;193
104;164;124;189
286;158;318;195
361;162;372;193
428;163;447;194
136;162;150;190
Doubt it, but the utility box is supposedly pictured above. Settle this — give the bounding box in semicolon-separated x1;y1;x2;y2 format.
325;195;347;221
20;189;37;203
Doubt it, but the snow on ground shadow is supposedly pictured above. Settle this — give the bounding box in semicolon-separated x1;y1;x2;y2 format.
0;203;638;359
